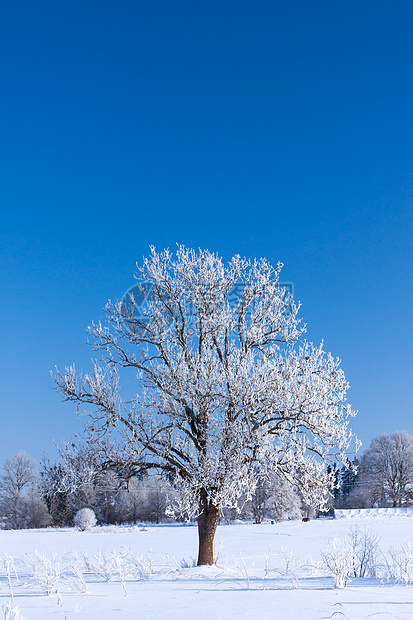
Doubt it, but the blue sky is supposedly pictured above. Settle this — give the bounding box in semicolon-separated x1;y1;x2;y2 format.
1;0;412;464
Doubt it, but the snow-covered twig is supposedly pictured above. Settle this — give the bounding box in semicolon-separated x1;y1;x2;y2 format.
62;552;88;593
1;602;24;620
21;551;61;597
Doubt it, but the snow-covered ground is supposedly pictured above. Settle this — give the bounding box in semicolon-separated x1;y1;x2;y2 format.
1;510;413;619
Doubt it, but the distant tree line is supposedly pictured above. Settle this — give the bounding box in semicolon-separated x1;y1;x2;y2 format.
0;450;304;529
0;450;179;529
1;430;412;529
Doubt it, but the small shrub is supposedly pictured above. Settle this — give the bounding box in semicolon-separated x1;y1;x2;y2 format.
321;527;380;587
179;557;197;569
62;551;89;593
2;601;24;620
22;551;61;596
349;526;380;578
82;548;152;583
74;508;96;531
386;541;413;585
321;536;354;588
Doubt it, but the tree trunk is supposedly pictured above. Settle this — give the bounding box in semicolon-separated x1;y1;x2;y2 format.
197;489;220;565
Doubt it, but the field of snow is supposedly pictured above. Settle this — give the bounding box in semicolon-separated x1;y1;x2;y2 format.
1;509;413;619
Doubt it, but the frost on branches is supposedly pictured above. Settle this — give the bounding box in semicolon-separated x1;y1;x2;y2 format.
53;247;358;565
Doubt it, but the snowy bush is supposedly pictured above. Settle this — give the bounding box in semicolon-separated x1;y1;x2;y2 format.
22;551;61;597
349;526;380;578
2;602;24;620
386;541;413;585
321;527;380;587
62;551;89;593
321;536;354;588
82;548;152;583
82;550;113;582
74;507;96;531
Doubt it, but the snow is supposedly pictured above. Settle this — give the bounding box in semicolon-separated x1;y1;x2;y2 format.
1;513;413;619
335;507;413;519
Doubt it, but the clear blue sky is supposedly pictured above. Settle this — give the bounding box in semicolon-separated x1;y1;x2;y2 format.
1;0;412;464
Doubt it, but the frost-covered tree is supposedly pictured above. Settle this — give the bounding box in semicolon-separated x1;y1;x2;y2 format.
265;475;302;522
110;473;176;524
40;446;100;525
40;459;75;526
53;247;358;564
137;474;175;523
327;463;341;504
247;472;302;523
4;492;51;529
352;432;413;508
0;453;50;529
0;452;36;503
340;459;358;500
94;471;119;524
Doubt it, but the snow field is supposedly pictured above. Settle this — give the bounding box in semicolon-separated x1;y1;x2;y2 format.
0;514;413;619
